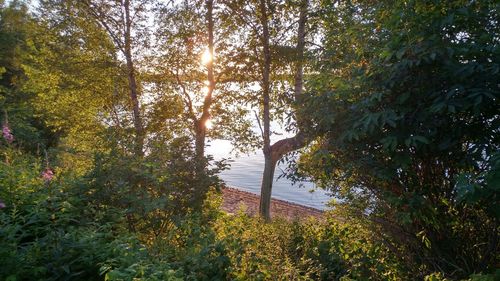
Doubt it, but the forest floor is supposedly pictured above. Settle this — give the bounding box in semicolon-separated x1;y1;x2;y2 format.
221;187;324;220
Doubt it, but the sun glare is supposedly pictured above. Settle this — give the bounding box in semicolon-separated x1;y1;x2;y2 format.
201;48;212;65
202;86;209;95
205;119;213;129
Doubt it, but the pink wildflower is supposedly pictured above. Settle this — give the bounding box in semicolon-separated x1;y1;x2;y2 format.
2;124;14;144
42;168;54;182
0;201;5;209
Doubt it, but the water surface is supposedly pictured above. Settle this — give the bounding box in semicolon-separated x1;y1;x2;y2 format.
207;139;331;210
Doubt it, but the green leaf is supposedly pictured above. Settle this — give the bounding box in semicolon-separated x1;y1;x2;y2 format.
396;48;406;59
413;136;429;144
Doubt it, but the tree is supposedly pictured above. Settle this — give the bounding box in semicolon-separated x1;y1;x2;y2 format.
155;0;258;162
0;0;57;152
258;0;309;220
225;0;312;220
163;0;216;162
194;0;215;160
43;0;151;156
298;0;499;277
18;0;137;174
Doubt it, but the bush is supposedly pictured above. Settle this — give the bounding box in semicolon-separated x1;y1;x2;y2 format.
0;144;227;280
212;211;403;280
0;148;117;280
83;137;225;234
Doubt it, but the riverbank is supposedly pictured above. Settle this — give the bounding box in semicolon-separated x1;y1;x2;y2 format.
221;187;324;220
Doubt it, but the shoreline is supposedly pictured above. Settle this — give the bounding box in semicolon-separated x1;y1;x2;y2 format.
221;186;324;220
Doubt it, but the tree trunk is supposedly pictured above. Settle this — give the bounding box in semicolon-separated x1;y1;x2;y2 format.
260;153;276;221
124;0;144;156
125;55;144;156
259;0;308;220
258;0;273;220
78;0;144;155
194;121;206;160
195;0;215;161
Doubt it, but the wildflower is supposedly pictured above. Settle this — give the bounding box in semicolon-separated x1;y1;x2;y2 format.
0;201;5;209
42;168;54;182
2;124;14;143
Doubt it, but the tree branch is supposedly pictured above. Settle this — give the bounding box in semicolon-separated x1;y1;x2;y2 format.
81;0;125;53
254;110;264;139
173;70;197;121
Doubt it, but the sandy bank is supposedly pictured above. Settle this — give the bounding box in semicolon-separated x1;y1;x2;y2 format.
221;187;324;220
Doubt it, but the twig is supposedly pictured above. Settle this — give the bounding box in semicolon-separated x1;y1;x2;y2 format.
254;110;264;139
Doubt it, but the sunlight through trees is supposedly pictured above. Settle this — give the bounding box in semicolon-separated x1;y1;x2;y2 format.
0;0;498;280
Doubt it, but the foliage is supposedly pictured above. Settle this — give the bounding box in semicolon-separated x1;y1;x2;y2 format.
0;147;118;280
0;1;58;152
83;136;226;234
2;144;494;280
154;0;259;153
297;0;499;279
0;144;222;280
1;0;498;280
213;211;403;280
100;235;182;281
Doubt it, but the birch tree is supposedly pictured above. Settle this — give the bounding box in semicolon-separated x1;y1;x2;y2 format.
232;0;310;220
42;0;151;156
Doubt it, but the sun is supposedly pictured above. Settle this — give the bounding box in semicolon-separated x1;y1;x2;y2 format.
201;48;212;65
202;86;209;96
205;119;213;129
